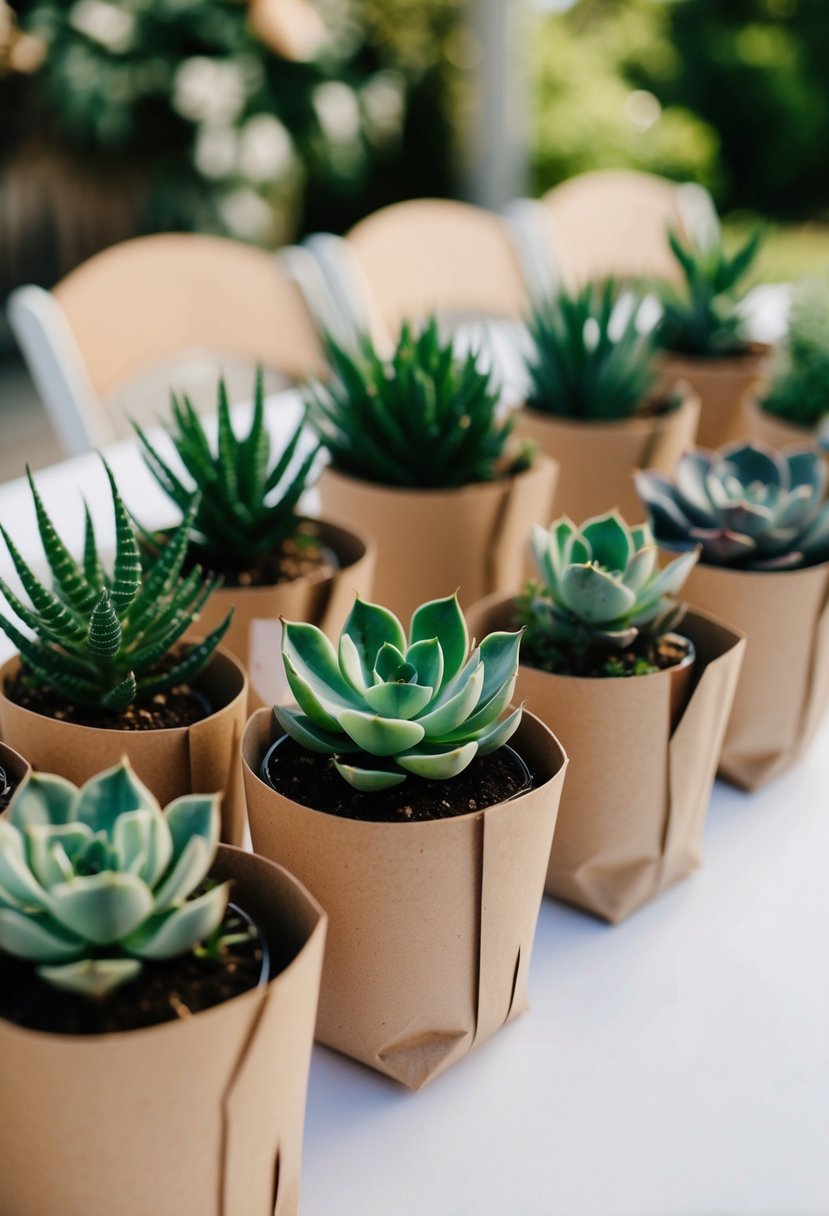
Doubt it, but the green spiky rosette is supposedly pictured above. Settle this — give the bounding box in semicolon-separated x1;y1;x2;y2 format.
275;593;523;791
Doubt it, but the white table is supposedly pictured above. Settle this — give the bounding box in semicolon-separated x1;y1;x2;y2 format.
1;378;827;1216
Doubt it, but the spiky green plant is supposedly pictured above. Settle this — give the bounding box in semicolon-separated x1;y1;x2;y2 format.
761;277;829;428
0;464;231;711
517;512;698;676
656;225;763;357
134;370;321;570
275;593;522;791
0;760;229;997
525;280;659;420
305;317;528;489
636;441;829;571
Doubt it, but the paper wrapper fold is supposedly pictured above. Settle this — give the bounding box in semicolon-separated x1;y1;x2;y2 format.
515;394;698;525
0;845;326;1216
466;598;745;923
317;457;557;622
682;560;829;790
656;348;769;450
0;648;248;845
243;708;567;1090
742;391;820;453
194;519;375;711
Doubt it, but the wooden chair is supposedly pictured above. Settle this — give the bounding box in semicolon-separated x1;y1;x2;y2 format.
536;169;719;289
7;233;327;455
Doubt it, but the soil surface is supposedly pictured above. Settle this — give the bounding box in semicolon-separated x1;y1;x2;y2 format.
0;766;16;813
0;902;266;1035
149;522;335;589
262;736;533;822
522;631;691;680
6;668;210;731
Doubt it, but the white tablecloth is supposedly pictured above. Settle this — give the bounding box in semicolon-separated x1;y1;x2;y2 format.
1;377;827;1216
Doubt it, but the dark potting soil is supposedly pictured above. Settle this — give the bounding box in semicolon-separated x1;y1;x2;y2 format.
5;669;210;731
0;904;266;1035
169;523;334;589
521;631;690;680
0;766;16;813
262;736;533;823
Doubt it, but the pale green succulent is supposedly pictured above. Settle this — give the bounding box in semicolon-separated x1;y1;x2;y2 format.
275;593;522;791
518;512;698;675
0;760;229;998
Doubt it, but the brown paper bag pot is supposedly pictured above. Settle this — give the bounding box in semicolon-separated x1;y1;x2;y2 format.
316;456;557;622
681;559;829;791
0;846;326;1216
0;648;249;845
656;348;769;449
515;393;699;525
242;708;567;1091
0;741;30;796
193;519;375;712
466;597;745;924
742;390;820;453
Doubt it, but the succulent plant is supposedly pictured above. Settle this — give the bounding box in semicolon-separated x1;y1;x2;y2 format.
762;277;829;428
0;463;231;711
656;225;763;357
134;370;321;570
525;280;659;420
275;593;522;790
517;511;698;675
636;442;829;571
305;316;529;489
0;759;229;997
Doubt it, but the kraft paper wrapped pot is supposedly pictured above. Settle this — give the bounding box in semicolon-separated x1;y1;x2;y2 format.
0;845;326;1216
193;519;375;711
0;647;248;845
242;707;567;1091
466;598;745;924
515;392;699;524
0;741;30;805
742;391;821;453
656;347;769;449
681;559;829;790
316;455;557;622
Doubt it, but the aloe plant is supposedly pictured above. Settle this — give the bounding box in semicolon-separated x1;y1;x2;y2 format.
0;464;230;711
761;277;829;428
0;760;229;997
134;370;320;569
275;593;522;790
636;442;829;571
517;511;698;676
656;225;763;357
305;317;528;488
525;280;659;420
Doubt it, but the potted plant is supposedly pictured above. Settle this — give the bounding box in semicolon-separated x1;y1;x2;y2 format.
242;592;567;1090
134;369;375;709
466;512;745;924
0;463;248;842
637;440;829;790
744;277;829;450
0;759;326;1216
655;224;768;449
305;317;557;622
0;741;29;813
515;279;699;523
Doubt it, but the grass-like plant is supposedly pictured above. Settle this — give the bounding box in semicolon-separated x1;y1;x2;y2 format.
305;316;529;489
525;280;659;420
760;277;829;428
656;225;763;357
0;464;230;712
134;370;320;570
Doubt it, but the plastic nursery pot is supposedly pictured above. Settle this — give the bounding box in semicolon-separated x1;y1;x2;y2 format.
0;741;30;813
0;845;327;1216
682;558;829;791
741;390;823;454
191;518;375;712
242;707;568;1091
514;389;699;525
316;454;557;624
0;647;249;845
654;346;770;450
466;595;746;924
